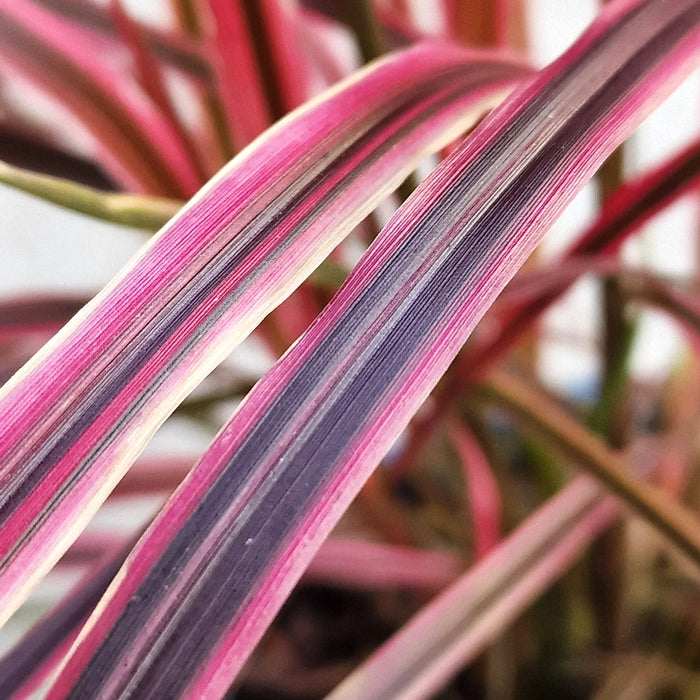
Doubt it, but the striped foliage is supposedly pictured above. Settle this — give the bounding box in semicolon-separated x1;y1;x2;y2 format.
464;135;700;376
0;42;527;628
44;2;700;697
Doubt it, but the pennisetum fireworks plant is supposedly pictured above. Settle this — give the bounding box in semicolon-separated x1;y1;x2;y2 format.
0;0;699;698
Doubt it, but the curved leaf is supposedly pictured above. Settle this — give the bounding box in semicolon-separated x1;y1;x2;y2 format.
0;42;527;626
49;2;700;697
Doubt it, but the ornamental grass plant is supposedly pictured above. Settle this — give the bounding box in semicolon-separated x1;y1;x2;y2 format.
0;1;699;697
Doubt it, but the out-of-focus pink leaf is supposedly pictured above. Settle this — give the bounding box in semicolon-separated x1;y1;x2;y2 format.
446;0;512;47
328;478;616;700
464;136;700;377
0;296;87;341
32;0;214;84
48;3;700;697
447;418;501;558
0;43;527;625
0;0;204;196
373;0;424;45
255;0;312;111
304;539;461;591
296;8;361;91
498;255;622;307
108;0;210;183
205;0;273;149
108;455;195;497
56;529;130;569
624;270;700;341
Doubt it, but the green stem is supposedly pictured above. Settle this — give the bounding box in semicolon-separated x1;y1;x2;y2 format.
589;145;631;650
0;159;181;230
0;160;347;290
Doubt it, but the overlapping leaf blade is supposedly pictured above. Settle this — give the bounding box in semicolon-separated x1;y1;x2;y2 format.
0;42;528;626
48;2;700;697
0;0;202;196
463;135;700;376
0;535;456;698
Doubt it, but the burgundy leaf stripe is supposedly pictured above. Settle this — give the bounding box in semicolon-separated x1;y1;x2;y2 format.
463;135;700;378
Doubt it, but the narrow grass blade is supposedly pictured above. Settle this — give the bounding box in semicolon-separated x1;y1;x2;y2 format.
0;159;181;229
304;539;461;591
206;0;274;149
447;418;501;558
481;368;700;562
0;546;129;699
49;3;700;697
328;477;616;700
253;0;311;112
33;0;214;84
108;0;210;183
0;43;527;626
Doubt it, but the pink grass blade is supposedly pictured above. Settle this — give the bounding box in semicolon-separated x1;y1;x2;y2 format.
0;0;202;196
304;539;461;591
109;455;195;497
56;530;129;569
447;418;501;558
464;136;700;377
108;0;210;183
570;138;700;258
255;0;312;111
328;478;617;700
33;0;214;85
48;2;700;696
205;0;274;149
0;43;527;625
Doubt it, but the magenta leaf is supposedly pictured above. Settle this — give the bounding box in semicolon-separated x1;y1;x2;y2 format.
46;2;700;697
